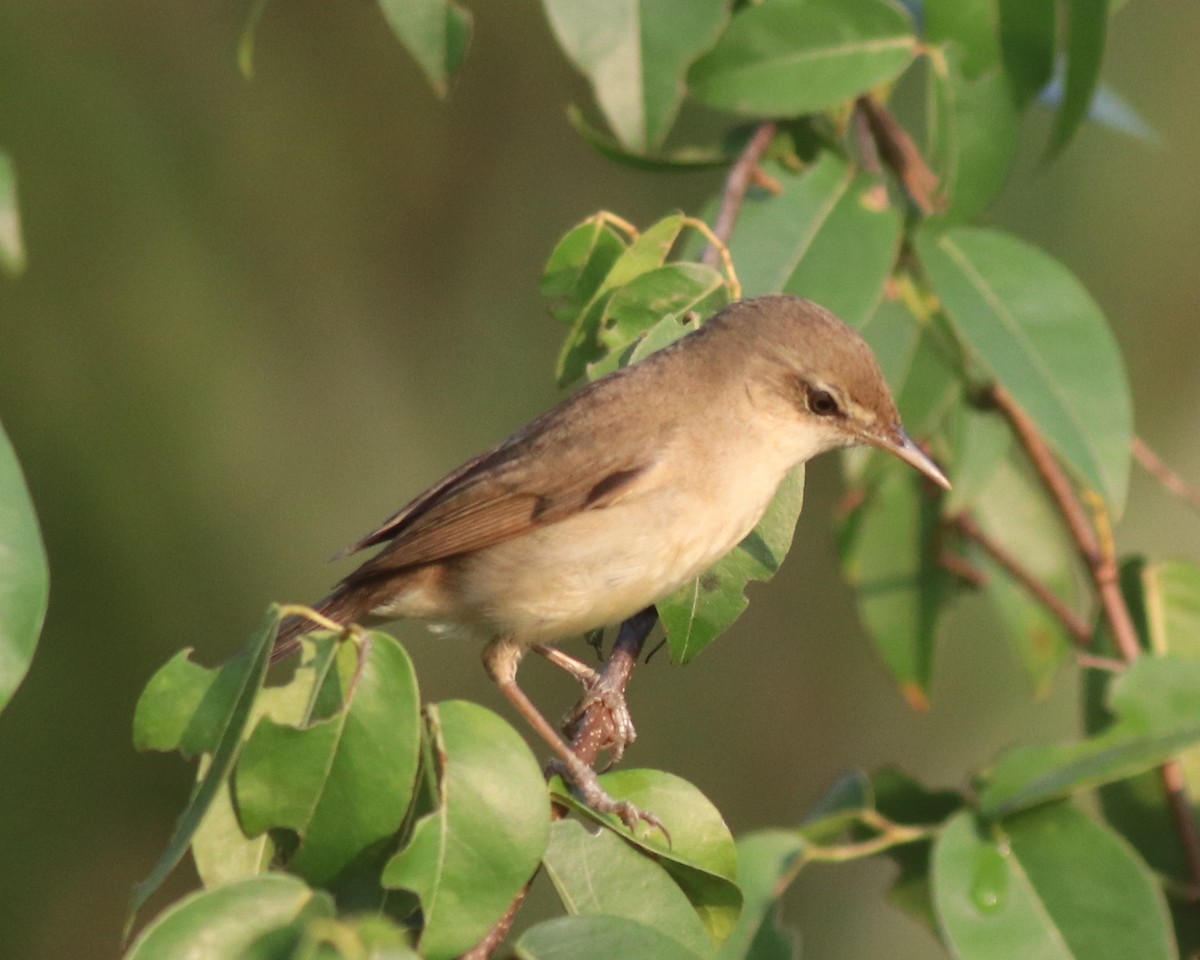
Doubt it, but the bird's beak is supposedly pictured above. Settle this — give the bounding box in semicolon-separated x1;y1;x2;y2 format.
870;426;951;490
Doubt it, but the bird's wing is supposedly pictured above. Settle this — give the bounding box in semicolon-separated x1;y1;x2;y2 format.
338;381;667;581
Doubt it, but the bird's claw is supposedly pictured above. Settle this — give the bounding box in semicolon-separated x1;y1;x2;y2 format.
548;757;671;847
562;673;637;766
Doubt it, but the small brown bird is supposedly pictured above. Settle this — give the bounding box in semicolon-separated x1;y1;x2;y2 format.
274;295;948;828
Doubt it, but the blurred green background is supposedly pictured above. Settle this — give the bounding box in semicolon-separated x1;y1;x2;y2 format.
1;2;1197;958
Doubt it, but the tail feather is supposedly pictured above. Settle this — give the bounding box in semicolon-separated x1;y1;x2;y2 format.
271;587;380;664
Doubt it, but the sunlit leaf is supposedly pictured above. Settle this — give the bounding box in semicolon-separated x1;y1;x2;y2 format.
933;805;1174;960
544;819;714;955
542;215;630;326
0;423;47;711
689;0;917;118
382;700;550;960
236;632;422;888
128;608;279;930
917;226;1132;512
551;769;741;946
545;0;728;152
517;915;712;960
727;153;902;326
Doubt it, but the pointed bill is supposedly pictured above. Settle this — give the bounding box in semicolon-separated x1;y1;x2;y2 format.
871;426;951;489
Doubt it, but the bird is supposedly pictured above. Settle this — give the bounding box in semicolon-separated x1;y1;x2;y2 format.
273;295;949;830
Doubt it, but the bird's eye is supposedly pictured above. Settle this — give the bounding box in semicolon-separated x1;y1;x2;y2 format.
807;387;840;417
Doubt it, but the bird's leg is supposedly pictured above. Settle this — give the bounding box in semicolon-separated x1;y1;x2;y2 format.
483;638;664;838
532;644;637;766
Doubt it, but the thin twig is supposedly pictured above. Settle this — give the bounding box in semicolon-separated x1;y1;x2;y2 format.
989;384;1200;910
1133;436;1200;514
952;512;1093;645
462;609;659;960
701;122;777;268
854;95;939;214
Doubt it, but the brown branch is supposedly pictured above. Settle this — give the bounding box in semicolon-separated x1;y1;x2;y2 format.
701;122;777;268
1133;435;1200;514
952;512;1093;645
854;95;939;215
989;384;1200;908
462;608;659;960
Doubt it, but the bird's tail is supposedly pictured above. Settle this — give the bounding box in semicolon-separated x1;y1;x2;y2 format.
272;586;377;665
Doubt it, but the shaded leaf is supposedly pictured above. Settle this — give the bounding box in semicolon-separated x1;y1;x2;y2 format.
379;0;472;98
544;819;714;955
236;632;423;889
567;105;739;171
0;423;47;711
838;461;950;709
1047;0;1108;156
933;805;1174;960
923;0;1001;77
382;700;550;960
545;0;728;152
689;0;917;118
659;466;804;665
917;226;1132;512
0;152;25;276
551;769;741;946
998;0;1055;107
727;153;902;326
969;457;1082;695
517;915;711;960
124;874;332;960
128;608;279;930
926;45;1019;224
717;831;804;960
979;655;1200;817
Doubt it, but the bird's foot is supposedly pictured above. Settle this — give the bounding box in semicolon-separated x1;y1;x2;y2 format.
561;670;637;767
548;755;670;845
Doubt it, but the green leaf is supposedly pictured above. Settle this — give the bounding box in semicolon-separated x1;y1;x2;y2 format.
917;226;1132;513
1047;0;1109;156
566;106;739;171
923;0;1000;76
838;461;950;709
544;0;728;152
552;769;741;946
659;466;804;665
870;769;964;931
717;831;804;960
1144;561;1200;659
128;608;279;931
544;819;715;955
598;263;730;354
517;915;712;960
239;912;421;960
379;0;473;98
123;875;332;960
942;404;1010;517
979;655;1200;817
933;805;1175;960
0;151;26;276
382;700;550;960
0;424;47;711
969;457;1081;695
998;0;1056;107
556;214;688;385
542;215;631;326
926;45;1019;224
688;0;917;118
236;632;423;889
726;153;902;325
